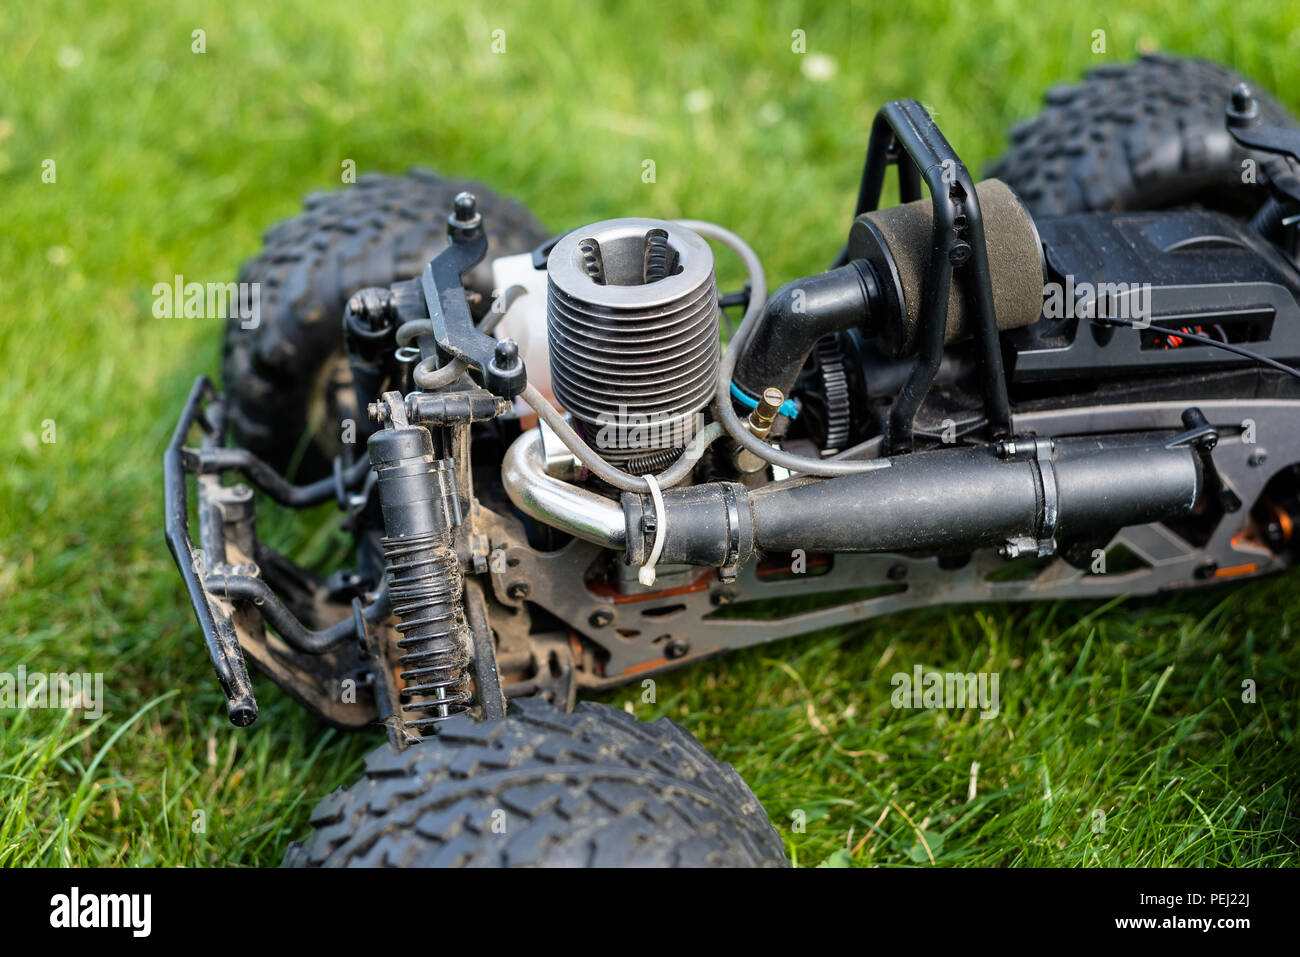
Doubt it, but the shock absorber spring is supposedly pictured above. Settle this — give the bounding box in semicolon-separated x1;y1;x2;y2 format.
368;410;472;734
382;528;471;729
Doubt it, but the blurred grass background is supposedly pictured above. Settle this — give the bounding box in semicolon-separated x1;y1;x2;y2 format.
1;0;1298;866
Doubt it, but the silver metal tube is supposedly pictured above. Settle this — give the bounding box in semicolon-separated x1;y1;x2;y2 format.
502;429;626;548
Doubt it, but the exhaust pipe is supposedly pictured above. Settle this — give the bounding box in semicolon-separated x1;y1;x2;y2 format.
504;428;1205;568
502;428;626;548
621;434;1203;567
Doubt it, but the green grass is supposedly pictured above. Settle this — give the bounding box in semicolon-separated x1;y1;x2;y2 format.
2;0;1299;867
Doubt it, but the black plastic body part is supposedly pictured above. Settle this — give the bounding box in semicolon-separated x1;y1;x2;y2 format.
1227;88;1300;206
464;579;506;720
1009;210;1300;384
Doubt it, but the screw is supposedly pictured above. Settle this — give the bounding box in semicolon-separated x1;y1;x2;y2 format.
1194;561;1218;580
949;241;972;265
665;638;689;659
505;580;530;600
1248;449;1268;467
887;562;908;581
589;607;614;628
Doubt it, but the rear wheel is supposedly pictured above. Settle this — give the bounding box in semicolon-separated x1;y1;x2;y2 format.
987;54;1299;218
285;699;789;868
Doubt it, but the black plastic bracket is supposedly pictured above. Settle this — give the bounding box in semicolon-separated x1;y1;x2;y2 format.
841;99;1013;453
164;378;258;726
422;195;527;398
1226;85;1300;206
463;579;506;720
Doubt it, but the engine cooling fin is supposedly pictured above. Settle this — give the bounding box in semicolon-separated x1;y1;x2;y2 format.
545;218;721;465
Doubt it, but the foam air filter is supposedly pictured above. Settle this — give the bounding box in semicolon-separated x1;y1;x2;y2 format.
847;178;1044;359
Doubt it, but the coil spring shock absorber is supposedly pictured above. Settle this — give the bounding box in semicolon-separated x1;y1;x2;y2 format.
368;399;472;732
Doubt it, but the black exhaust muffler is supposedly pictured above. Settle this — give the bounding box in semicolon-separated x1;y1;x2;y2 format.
622;433;1203;568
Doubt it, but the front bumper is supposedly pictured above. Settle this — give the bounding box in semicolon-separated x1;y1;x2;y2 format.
163;375;385;728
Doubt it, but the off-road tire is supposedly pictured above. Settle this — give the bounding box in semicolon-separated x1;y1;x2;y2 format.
284;699;789;867
221;170;548;478
987;54;1299;219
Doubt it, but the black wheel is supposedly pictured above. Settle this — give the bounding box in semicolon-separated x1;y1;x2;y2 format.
987;54;1299;219
221;169;549;478
285;699;789;868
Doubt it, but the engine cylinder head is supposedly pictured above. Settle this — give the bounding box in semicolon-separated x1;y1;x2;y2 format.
546;218;720;464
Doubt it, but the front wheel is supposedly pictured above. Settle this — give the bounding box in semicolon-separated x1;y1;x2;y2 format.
285;699;789;868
